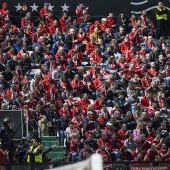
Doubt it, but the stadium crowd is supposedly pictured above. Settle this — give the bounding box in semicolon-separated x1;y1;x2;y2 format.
0;0;170;165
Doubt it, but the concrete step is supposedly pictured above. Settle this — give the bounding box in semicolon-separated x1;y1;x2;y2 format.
41;136;66;163
47;152;65;158
40;136;59;141
42;141;59;147
44;146;66;152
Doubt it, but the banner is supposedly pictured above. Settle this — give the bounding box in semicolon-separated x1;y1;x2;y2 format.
130;166;169;170
45;154;103;170
3;0;170;17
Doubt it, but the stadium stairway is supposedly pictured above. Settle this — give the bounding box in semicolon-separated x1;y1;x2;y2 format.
40;136;66;162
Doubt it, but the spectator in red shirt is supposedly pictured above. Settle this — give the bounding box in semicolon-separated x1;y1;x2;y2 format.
93;74;103;91
141;91;154;112
69;133;81;162
94;94;105;111
97;132;110;151
70;74;84;95
129;13;137;29
77;28;90;52
71;112;83;129
90;46;103;65
100;18;108;34
43;74;57;92
144;143;159;161
86;37;96;56
117;124;129;142
120;63;135;81
89;20;101;35
128;27;140;46
0;2;10;21
138;45;147;59
126;45;136;63
106;12;116;29
46;11;55;27
68;44;83;62
83;111;95;131
49;20;59;36
140;9;149;28
80;93;90;112
159;143;170;161
21;12;34;30
109;133;123;160
39;2;49;17
25;93;38;110
119;146;133;161
75;4;88;24
120;36;130;55
148;62;159;77
145;36;155;52
59;12;67;34
141;72;152;90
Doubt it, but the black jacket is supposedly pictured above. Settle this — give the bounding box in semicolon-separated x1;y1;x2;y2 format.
19;59;31;74
56;118;69;131
0;126;14;148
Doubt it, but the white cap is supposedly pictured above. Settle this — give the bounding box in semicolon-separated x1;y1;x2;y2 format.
87;111;93;114
106;122;113;126
101;18;107;22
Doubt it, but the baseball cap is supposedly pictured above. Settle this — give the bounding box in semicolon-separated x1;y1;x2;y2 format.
106;122;113;126
87;111;93;115
44;2;49;6
94;20;100;24
2;2;7;7
101;18;107;22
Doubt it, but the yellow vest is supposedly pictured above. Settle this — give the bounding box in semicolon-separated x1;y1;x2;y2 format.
27;145;42;163
156;7;167;20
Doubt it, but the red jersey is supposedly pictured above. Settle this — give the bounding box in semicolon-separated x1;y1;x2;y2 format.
94;98;105;110
128;32;140;45
86;42;96;54
148;68;159;77
70;80;84;90
90;51;103;64
25;100;37;109
141;77;152;90
141;96;154;109
106;16;115;28
146;149;158;161
75;8;84;24
120;41;130;54
126;50;136;63
39;8;49;16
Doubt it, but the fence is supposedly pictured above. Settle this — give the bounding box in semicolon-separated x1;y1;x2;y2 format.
0;163;55;170
1;161;170;170
104;161;170;170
